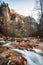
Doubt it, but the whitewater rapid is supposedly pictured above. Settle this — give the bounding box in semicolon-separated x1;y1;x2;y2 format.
12;49;43;65
0;40;43;65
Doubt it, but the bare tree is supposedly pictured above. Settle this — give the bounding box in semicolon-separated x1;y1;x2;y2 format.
39;0;43;31
33;0;43;31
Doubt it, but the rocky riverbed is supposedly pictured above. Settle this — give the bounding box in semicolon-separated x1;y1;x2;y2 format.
0;34;43;65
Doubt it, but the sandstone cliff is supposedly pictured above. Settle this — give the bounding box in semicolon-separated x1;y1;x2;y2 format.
0;2;39;37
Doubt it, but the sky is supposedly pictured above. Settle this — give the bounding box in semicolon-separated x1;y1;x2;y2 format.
1;0;35;16
0;0;38;20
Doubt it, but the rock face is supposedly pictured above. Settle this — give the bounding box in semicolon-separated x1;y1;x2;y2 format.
0;2;11;36
24;16;38;36
0;2;39;37
0;2;25;37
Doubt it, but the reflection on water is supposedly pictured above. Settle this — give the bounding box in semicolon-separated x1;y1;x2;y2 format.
0;40;43;65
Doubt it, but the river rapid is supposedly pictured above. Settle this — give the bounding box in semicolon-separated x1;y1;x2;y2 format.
0;39;43;65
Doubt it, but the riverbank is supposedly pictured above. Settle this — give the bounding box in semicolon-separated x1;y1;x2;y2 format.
0;33;43;65
0;33;43;50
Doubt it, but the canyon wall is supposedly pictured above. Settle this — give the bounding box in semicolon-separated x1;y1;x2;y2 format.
0;2;39;37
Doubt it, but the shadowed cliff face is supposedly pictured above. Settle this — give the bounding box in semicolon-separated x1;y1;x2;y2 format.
0;3;11;36
0;2;39;37
24;16;38;36
0;2;25;37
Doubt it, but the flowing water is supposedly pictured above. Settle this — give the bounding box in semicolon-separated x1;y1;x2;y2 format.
12;49;43;65
0;40;43;65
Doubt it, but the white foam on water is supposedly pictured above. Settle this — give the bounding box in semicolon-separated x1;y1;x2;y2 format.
12;49;43;65
0;40;43;65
